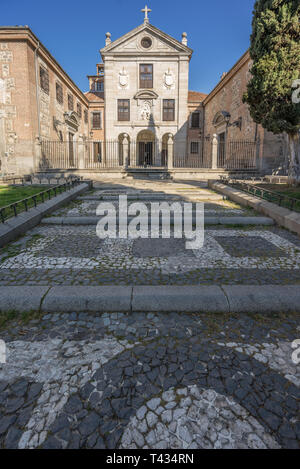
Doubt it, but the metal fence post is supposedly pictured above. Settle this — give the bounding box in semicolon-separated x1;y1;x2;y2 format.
211;133;218;169
255;135;261;171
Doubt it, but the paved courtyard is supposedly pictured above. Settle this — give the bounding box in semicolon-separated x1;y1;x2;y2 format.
0;179;299;449
1;180;300;286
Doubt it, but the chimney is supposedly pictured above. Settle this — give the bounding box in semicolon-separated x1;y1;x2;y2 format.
182;32;187;46
105;32;111;46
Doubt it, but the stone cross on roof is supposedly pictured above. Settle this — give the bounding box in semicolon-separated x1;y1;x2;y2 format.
141;5;152;23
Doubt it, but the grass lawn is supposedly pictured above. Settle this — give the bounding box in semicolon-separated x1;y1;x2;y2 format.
0;185;53;220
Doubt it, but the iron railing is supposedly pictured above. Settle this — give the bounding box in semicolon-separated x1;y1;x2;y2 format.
40;138;258;171
173;138;212;168
222;178;300;213
218;140;257;169
0;178;82;223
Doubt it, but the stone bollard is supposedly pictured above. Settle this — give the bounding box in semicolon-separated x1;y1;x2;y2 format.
122;134;129;170
167;134;174;170
34;136;42;171
211;133;218;170
77;137;85;169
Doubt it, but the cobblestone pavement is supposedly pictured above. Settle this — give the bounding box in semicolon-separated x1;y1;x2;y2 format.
1;224;300;285
0;311;299;449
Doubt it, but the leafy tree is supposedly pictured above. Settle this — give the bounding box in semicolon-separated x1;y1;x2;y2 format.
243;0;300;183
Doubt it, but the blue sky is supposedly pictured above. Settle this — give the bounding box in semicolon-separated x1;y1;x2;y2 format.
1;0;256;94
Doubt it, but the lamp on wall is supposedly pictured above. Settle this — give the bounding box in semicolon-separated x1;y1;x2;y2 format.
90;131;94;138
53;117;63;129
225;116;242;130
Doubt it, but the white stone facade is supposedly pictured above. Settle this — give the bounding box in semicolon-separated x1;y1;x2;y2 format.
101;21;192;162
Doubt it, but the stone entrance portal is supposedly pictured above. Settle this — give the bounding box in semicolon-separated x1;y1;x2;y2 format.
137;130;155;166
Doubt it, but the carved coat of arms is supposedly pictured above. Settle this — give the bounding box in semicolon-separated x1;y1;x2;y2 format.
119;68;129;89
164;69;174;89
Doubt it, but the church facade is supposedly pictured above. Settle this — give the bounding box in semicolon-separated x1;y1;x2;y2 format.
0;7;286;176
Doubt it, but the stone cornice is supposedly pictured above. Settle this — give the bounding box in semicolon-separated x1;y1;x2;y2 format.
0;27;89;107
203;50;250;106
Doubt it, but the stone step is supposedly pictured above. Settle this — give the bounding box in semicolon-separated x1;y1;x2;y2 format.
41;216;274;226
79;194;224;201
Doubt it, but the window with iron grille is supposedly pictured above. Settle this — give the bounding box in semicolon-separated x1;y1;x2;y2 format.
84;109;88;124
55;82;63;104
139;64;153;88
40;66;49;94
68;94;74;111
190;141;199;154
77;103;82;118
191;111;200;128
118;99;130;121
163;99;175;121
92;112;101;129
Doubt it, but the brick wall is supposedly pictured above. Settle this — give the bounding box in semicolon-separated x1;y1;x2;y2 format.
0;27;90;175
203;51;287;171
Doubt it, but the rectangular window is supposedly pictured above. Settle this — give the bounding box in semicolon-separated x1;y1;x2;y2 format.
56;82;63;104
190;141;199;154
92;112;101;129
163;99;175;121
40;66;49;94
191;111;200;128
77;103;82;118
140;64;153;88
84;109;88;124
95;81;104;92
118;99;130;121
68;94;74;111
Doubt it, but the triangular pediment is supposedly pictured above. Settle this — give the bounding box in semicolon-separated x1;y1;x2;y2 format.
101;23;193;57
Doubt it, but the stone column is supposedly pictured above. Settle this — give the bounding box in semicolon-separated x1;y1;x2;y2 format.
122;134;129;170
156;138;162;167
211;134;218;170
167;134;174;170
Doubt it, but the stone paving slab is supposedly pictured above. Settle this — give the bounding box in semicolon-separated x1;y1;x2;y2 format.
0;310;299;448
1;285;300;314
131;286;228;313
41;286;132;313
0;286;49;313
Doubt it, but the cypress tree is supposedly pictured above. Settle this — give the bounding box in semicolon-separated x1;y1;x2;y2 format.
243;0;300;183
